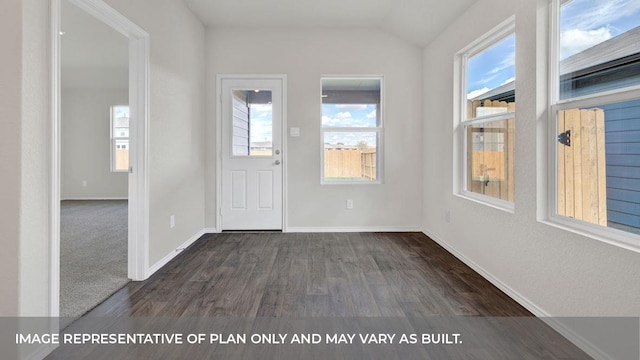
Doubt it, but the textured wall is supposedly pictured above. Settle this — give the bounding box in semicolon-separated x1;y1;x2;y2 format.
422;0;640;319
206;28;424;230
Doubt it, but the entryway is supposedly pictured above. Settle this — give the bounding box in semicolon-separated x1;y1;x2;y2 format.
218;76;286;230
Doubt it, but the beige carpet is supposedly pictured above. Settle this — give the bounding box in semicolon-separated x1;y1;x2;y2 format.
60;200;129;319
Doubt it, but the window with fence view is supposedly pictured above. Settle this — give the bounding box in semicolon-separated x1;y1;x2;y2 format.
552;0;640;238
111;105;129;172
461;23;515;207
321;77;382;183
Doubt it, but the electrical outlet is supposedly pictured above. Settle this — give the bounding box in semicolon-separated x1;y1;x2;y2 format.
346;199;354;209
445;210;451;223
170;215;175;228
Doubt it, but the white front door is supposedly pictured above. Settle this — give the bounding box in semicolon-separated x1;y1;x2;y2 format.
220;78;284;230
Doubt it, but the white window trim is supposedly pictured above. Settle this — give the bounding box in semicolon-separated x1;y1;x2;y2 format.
110;105;129;172
320;75;384;185
545;0;640;253
456;17;516;212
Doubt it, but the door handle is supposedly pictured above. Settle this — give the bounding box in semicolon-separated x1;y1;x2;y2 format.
275;160;281;165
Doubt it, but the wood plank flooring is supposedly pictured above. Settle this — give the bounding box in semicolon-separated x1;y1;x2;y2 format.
47;232;590;359
88;232;532;318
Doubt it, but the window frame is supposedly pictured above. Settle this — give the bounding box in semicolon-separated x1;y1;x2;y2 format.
320;75;384;185
546;0;640;252
110;105;130;173
457;18;516;212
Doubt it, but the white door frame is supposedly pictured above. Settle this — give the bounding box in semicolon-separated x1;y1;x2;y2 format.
216;74;288;232
50;0;150;317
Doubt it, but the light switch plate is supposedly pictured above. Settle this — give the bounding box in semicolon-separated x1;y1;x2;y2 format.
290;127;300;137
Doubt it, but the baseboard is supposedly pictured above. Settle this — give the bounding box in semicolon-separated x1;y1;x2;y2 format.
421;229;615;360
23;343;58;360
61;197;128;201
146;229;206;277
203;228;221;233
286;226;422;233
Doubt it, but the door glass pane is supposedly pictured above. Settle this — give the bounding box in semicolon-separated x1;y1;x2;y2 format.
231;89;273;156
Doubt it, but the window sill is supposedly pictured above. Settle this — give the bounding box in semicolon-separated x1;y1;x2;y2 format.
456;191;515;214
321;180;382;185
541;215;640;253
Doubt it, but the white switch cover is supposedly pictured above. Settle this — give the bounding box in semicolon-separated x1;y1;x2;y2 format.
290;127;300;137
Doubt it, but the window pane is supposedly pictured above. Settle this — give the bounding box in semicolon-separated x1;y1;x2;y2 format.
324;132;377;182
466;34;515;118
231;90;273;156
114;139;129;171
556;99;640;234
466;119;515;202
321;104;377;128
559;0;640;100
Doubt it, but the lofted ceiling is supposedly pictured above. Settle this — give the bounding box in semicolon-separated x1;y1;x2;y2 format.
59;0;477;80
183;0;477;47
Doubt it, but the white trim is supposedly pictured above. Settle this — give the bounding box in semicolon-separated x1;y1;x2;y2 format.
320;75;385;185
456;17;516;211
61;197;128;201
286;226;422;233
546;0;640;252
50;0;62;319
422;229;618;360
456;191;515;213
543;216;640;253
50;0;150;321
216;74;288;232
203;227;222;234
146;229;206;277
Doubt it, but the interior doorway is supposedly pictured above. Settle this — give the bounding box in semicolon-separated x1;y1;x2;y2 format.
51;0;150;318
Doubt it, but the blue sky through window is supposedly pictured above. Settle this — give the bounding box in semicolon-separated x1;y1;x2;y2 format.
466;34;515;100
322;104;377;147
113;105;129;118
249;103;272;145
560;0;640;60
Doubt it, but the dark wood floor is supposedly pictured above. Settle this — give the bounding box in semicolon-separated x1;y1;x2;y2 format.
89;232;531;318
47;232;590;359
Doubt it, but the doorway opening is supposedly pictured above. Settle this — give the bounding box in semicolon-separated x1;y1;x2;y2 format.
51;0;150;318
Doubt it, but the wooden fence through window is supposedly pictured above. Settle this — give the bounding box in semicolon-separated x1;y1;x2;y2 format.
557;108;607;226
324;149;376;180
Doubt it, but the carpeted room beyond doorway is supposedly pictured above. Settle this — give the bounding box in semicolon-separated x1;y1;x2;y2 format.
60;200;129;319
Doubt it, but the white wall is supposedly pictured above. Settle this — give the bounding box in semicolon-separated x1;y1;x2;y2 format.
19;0;52;317
0;0;21;318
423;0;640;320
104;0;206;265
206;28;424;230
13;0;207;320
61;86;128;199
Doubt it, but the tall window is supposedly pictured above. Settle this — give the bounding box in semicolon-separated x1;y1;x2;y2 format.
459;20;516;209
321;77;383;183
550;0;640;248
111;105;129;172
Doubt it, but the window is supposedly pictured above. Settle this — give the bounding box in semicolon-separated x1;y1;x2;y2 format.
111;105;129;172
459;20;515;210
550;0;640;249
321;77;382;183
